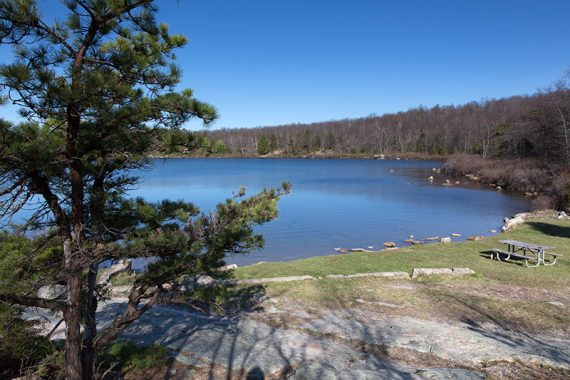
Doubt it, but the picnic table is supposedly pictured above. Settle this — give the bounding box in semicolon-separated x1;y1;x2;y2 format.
492;239;561;267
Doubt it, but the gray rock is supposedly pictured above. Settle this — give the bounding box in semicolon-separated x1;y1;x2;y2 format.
302;309;570;370
37;285;66;300
326;272;410;280
226;275;315;285
440;237;451;243
411;268;453;278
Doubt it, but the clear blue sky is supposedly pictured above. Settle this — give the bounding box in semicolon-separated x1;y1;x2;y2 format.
1;0;570;129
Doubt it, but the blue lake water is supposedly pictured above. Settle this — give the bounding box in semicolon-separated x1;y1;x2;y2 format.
132;158;529;266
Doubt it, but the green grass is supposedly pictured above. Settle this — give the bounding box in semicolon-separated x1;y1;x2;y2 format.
235;215;570;290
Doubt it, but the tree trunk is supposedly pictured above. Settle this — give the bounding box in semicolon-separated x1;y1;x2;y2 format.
65;270;83;380
81;263;99;380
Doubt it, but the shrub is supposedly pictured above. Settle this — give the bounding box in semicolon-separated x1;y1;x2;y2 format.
444;154;570;210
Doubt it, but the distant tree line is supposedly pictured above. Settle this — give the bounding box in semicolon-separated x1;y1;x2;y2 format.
157;77;570;167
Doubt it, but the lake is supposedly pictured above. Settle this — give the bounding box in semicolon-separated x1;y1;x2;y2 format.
133;158;529;266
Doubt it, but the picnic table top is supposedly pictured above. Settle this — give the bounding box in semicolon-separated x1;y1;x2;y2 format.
499;239;553;250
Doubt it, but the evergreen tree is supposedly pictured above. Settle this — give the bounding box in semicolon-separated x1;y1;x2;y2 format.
0;1;289;379
257;134;270;155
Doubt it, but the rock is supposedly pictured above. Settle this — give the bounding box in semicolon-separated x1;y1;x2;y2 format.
196;275;216;286
383;241;396;248
467;236;481;241
490;229;497;233
502;214;526;231
225;275;316;285
557;211;567;219
525;192;534;197
496;186;502;191
428;175;434;182
37;285;66;300
367;246;374;249
546;301;565;308
455;181;460;184
220;264;238;271
411;268;453;278
404;238;414;244
451;233;461;237
452;268;476;276
350;248;374;252
179;275;218;291
326;272;409;279
411;240;422;245
385;247;399;251
424;236;440;241
440;237;451;243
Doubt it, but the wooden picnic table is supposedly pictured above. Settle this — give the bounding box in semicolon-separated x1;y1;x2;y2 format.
496;239;560;267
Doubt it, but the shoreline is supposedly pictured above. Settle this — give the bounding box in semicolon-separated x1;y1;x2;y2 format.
148;152;447;161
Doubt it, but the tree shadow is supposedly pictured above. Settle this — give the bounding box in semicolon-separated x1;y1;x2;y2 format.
527;221;570;239
94;284;443;380
418;290;570;368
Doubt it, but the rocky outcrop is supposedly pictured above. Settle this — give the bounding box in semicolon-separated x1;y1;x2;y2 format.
502;213;530;232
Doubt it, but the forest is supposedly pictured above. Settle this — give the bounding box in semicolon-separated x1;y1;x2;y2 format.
156;78;570;165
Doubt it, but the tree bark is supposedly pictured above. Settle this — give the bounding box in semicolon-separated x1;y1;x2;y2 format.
81;263;99;380
65;263;83;380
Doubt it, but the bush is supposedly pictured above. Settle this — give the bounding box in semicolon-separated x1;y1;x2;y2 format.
444;154;570;210
0;303;57;378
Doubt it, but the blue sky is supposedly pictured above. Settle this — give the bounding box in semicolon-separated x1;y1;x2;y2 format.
1;0;570;129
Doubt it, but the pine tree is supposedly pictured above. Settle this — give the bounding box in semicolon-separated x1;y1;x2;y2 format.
0;1;289;379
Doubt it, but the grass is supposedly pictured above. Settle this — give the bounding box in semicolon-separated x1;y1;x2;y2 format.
109;271;137;286
235;213;570;290
233;214;570;333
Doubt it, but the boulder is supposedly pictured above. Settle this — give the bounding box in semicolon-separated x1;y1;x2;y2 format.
557;211;567;220
440;237;451;243
424;236;440;241
37;285;66;300
467;236;481;241
220;264;238;271
383;241;396;248
502;214;526;231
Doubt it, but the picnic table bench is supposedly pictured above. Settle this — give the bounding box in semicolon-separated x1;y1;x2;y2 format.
491;239;562;267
